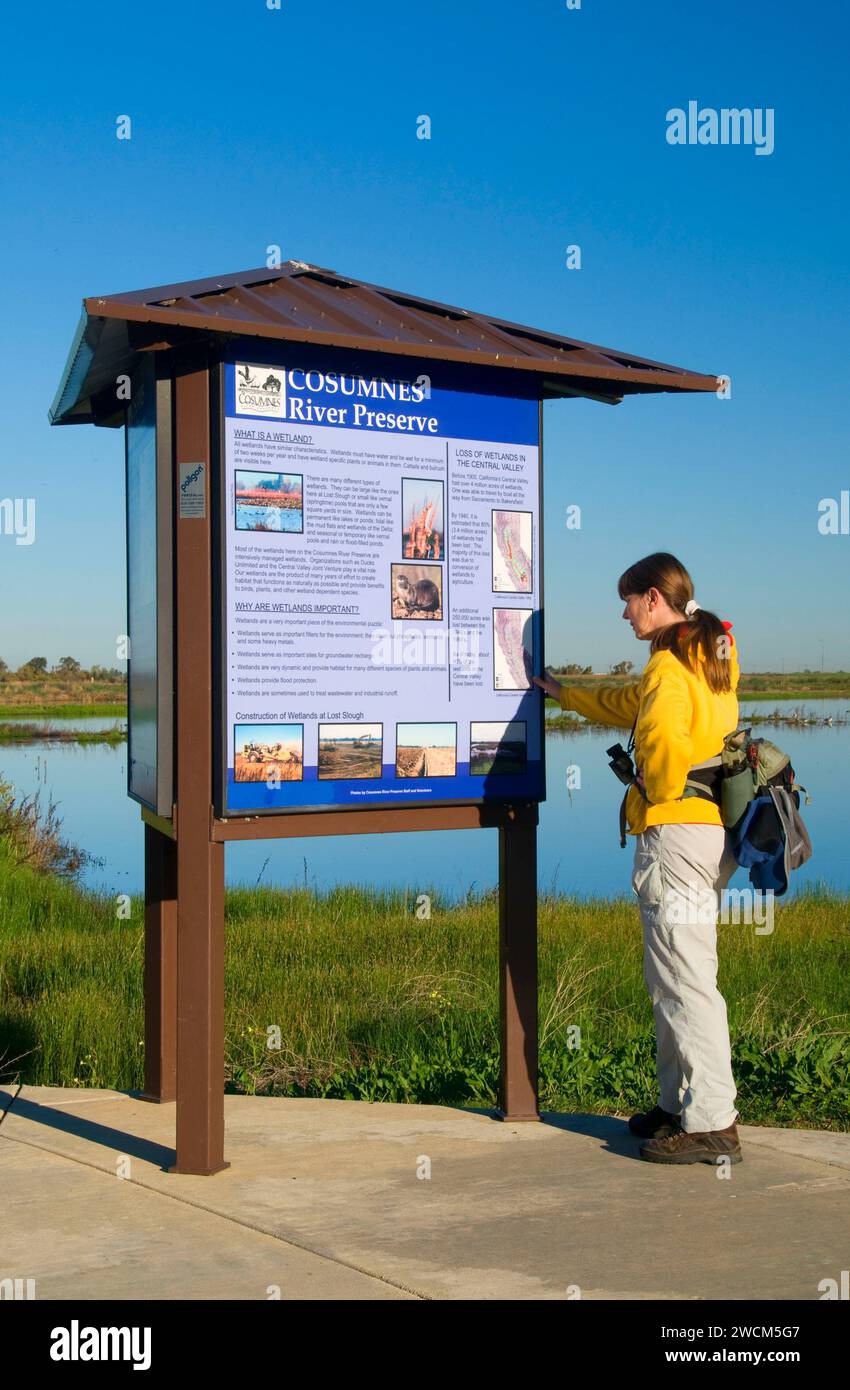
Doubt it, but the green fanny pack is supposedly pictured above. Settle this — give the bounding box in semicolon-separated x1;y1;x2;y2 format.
717;727;805;832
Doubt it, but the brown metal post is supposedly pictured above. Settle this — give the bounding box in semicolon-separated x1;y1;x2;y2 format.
496;803;540;1121
141;823;177;1102
170;356;228;1175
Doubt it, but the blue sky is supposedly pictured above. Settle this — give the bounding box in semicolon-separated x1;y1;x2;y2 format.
398;724;456;747
1;0;847;672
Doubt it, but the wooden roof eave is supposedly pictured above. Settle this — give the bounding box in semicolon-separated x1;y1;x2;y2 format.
80;296;720;394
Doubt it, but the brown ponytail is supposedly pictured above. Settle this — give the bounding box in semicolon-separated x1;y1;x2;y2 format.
617;551;732;694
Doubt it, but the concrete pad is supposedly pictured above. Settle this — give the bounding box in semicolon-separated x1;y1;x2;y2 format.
2;1086;849;1301
733;1124;850;1171
0;1139;410;1300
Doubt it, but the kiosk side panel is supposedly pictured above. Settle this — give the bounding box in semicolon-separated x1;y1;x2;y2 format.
126;355;174;815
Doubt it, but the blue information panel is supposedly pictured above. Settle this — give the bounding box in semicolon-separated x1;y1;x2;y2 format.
218;347;544;814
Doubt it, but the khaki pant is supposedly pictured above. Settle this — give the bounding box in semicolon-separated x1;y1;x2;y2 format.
631;823;739;1133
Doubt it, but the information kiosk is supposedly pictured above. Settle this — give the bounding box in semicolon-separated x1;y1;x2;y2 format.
50;260;720;1173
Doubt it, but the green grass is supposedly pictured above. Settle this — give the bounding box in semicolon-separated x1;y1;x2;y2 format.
0;673;126;714
551;671;850;701
738;690;850;702
1;840;848;1128
0;704;127;719
737;672;850;697
0;721;126;745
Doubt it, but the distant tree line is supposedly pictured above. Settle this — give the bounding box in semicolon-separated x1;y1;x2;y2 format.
0;656;126;683
551;660;635;676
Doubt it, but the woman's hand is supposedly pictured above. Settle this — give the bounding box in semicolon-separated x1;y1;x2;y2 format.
532;670;563;701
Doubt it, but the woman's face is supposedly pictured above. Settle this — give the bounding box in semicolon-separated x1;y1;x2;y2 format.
622;588;669;639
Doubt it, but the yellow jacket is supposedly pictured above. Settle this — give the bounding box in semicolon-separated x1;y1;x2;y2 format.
558;636;740;834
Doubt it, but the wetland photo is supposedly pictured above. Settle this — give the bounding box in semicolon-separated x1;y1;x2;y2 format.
317;723;383;779
469;719;527;775
234;723;304;782
395;722;457;777
235;470;303;533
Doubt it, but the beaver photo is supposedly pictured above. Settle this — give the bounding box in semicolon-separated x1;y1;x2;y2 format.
394;571;441;616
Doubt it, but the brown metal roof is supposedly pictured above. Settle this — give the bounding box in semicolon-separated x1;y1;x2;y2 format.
50;259;721;425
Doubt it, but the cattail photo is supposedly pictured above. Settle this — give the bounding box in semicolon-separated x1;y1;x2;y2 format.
401;477;444;560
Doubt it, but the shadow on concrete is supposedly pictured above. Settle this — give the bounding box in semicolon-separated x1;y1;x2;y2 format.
458;1104;644;1160
541;1111;645;1161
0;1087;175;1170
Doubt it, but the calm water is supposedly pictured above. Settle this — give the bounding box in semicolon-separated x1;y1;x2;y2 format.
1;703;846;900
235;504;302;532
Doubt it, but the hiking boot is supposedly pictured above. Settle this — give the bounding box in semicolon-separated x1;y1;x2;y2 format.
628;1104;681;1139
640;1121;743;1165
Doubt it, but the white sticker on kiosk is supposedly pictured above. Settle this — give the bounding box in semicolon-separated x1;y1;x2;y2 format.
179;462;206;518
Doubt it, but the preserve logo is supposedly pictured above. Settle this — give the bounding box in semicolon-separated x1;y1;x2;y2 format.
235;363;286;418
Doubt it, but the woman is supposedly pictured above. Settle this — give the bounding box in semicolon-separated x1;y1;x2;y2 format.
533;552;743;1166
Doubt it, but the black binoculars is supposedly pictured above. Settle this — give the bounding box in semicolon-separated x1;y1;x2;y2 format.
606;742;637;786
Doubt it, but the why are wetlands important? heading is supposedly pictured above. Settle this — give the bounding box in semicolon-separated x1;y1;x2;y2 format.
234;602;360;613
